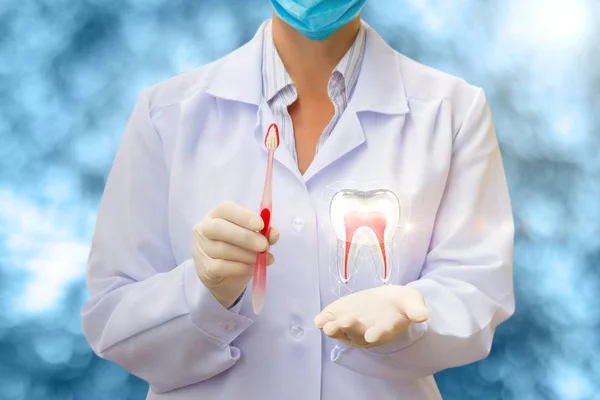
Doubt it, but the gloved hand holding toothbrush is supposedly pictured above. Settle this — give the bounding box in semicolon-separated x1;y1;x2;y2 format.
192;201;280;309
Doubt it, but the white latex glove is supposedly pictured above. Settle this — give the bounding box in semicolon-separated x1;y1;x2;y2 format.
192;201;280;308
314;285;429;349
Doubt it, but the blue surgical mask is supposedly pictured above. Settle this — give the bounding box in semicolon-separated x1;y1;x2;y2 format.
270;0;366;41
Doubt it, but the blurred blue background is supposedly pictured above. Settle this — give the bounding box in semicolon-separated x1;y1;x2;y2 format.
0;0;598;399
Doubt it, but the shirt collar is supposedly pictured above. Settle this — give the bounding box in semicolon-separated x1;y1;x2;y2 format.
207;20;409;115
262;19;367;103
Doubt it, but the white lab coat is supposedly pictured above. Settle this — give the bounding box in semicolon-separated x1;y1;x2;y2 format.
81;21;514;400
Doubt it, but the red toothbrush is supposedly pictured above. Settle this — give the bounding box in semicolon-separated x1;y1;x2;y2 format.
252;123;280;314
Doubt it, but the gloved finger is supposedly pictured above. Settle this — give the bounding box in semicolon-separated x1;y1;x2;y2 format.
210;201;265;231
199;259;254;285
202;239;276;266
268;226;280;245
322;321;347;340
203;240;258;264
399;287;429;323
364;320;396;344
198;218;268;252
338;316;368;345
314;311;336;328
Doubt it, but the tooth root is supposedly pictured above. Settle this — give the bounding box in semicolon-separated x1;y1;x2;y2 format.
343;211;388;284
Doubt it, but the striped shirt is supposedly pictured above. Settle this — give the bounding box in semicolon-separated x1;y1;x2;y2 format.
261;20;367;163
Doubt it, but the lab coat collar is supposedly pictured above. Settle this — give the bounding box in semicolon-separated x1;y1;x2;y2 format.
351;22;410;115
206;21;410;116
205;24;265;105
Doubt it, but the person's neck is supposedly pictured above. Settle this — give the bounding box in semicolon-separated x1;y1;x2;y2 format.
271;13;361;100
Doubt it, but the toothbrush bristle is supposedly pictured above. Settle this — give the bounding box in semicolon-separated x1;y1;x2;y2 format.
264;124;280;151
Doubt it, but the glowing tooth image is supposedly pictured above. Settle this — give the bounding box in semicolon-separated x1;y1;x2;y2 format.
329;189;400;284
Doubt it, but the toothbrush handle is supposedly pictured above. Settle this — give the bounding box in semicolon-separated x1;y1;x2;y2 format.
252;229;269;315
252;222;271;315
252;151;275;315
261;152;274;208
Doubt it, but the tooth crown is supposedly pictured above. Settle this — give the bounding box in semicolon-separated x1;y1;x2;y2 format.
327;187;402;288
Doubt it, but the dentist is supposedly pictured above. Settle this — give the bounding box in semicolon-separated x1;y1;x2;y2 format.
81;1;515;399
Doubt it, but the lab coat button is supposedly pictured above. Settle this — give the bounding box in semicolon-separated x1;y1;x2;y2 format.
222;321;236;332
292;216;305;231
290;324;304;337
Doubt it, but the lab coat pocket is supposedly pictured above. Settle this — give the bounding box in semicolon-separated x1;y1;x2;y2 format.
318;181;415;298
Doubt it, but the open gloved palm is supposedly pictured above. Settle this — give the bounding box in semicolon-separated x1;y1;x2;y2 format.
314;285;429;349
